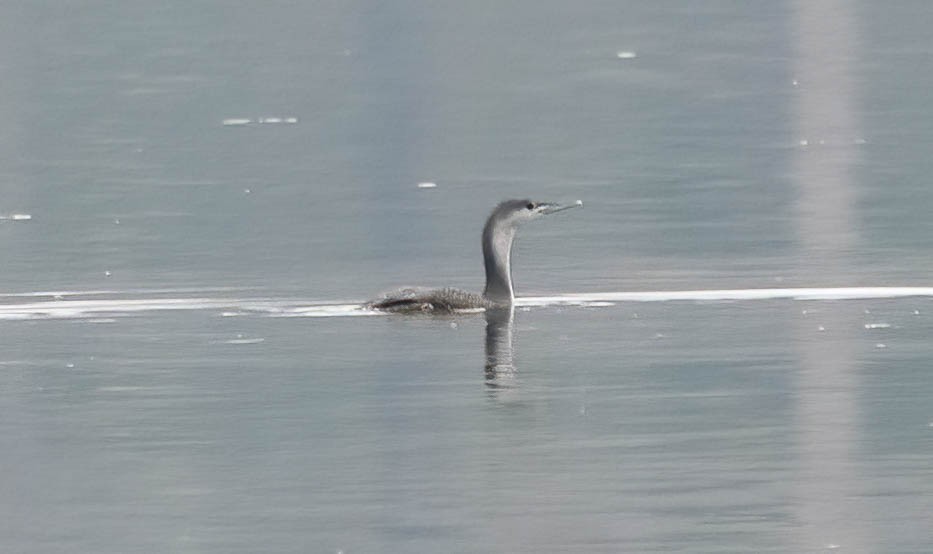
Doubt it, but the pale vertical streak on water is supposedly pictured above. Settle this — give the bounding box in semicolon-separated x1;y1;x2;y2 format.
792;1;868;551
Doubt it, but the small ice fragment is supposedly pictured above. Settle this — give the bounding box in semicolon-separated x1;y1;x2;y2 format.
222;118;252;126
875;343;887;349
449;322;458;329
802;309;808;315
616;51;637;59
854;138;867;145
66;363;75;368
818;325;825;332
417;182;437;189
913;310;920;315
792;79;799;86
799;139;809;146
226;337;265;345
262;117;282;124
818;139;826;145
104;270;112;277
575;199;584;206
1;214;32;221
826;545;841;551
864;322;890;329
244;188;251;194
864;309;871;314
114;218;120;224
285;117;298;124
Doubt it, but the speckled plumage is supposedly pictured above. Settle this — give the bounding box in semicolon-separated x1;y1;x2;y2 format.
367;287;496;313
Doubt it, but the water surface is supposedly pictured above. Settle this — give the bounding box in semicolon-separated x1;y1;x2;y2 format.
2;1;933;552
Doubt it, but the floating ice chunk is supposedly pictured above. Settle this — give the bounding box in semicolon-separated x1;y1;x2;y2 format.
223;117;297;126
226;337;265;345
875;343;887;349
792;79;799;86
616;51;637;59
914;310;921;315
0;214;32;221
864;322;890;329
66;363;75;368
104;271;112;277
799;139;809;146
818;325;826;332
417;182;437;189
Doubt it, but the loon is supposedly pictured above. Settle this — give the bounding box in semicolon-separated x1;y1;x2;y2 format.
369;199;582;312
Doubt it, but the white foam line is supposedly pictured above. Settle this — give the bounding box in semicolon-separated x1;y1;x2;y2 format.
1;287;930;321
518;287;933;305
273;304;380;318
0;297;373;320
0;286;254;299
0;298;229;319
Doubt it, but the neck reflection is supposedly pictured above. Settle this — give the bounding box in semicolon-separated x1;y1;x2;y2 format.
484;306;516;386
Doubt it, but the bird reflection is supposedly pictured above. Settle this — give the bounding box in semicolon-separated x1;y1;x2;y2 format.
484;306;516;387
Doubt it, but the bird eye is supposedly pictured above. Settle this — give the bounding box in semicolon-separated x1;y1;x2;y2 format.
526;203;535;210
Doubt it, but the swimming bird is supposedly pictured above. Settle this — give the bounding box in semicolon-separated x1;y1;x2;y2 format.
369;199;582;312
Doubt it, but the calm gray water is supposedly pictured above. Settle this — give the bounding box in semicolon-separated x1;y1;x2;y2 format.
3;2;933;552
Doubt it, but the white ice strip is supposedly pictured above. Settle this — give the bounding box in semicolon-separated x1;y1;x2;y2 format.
0;298;233;319
1;287;931;321
0;297;374;320
517;287;933;306
272;304;380;317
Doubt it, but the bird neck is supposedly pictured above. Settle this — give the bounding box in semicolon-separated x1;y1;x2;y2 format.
482;219;516;305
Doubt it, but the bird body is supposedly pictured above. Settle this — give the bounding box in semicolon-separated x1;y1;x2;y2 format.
369;199;581;313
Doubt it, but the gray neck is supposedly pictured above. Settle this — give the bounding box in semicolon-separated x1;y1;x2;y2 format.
482;219;516;305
